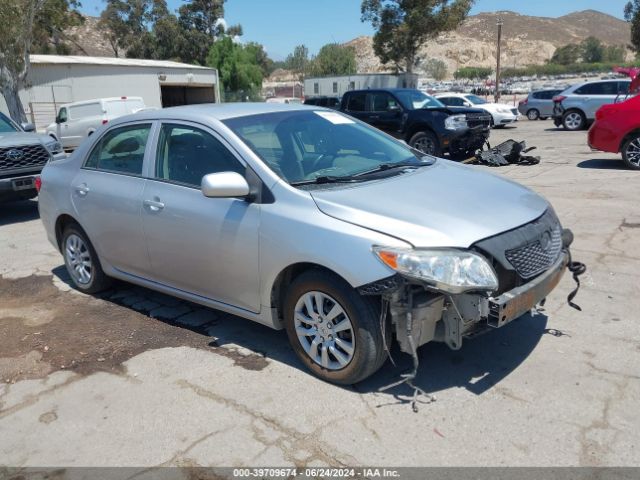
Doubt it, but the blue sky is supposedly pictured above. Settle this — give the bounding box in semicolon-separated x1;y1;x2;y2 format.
78;0;630;59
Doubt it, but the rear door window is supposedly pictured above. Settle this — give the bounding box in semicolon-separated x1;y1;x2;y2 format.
345;93;367;112
618;81;631;95
84;123;151;175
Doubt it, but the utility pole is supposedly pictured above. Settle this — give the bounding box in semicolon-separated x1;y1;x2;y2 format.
495;17;503;103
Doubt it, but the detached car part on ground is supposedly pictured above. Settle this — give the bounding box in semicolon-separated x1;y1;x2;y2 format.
39;104;582;387
589;94;640;170
0;112;65;203
339;89;492;158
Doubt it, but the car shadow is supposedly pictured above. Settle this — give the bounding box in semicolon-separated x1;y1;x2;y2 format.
51;265;550;406
0;199;39;226
577;158;628;170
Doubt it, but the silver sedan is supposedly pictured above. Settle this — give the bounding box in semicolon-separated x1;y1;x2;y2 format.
39;103;574;384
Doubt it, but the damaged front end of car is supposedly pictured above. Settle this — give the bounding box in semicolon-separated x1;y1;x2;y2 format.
358;209;584;411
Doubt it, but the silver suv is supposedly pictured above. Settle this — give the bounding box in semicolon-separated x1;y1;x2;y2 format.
0;112;65;203
518;89;563;120
553;79;631;130
39;104;575;384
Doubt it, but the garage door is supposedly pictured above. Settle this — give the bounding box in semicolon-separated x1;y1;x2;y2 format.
160;85;216;107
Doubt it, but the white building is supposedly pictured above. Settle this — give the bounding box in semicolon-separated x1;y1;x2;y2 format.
0;55;220;130
304;73;419;98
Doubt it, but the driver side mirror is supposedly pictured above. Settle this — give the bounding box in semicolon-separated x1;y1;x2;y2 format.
21;122;35;132
463;101;472;107
201;172;250;199
388;104;402;113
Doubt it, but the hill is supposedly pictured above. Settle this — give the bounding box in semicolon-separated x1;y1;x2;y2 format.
344;10;632;76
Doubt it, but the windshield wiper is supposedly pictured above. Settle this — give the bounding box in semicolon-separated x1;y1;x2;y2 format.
354;158;434;177
290;175;364;186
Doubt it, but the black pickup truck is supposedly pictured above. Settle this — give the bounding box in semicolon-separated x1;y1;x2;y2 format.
0;112;64;203
339;88;492;157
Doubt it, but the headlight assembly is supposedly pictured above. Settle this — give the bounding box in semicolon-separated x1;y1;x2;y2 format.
44;140;63;155
444;114;468;130
373;247;498;294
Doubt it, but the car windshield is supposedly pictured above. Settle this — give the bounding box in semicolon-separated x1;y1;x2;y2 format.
223;110;426;185
394;91;445;110
465;95;488;105
0;115;19;133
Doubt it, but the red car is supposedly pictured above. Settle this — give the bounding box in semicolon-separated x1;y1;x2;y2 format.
588;94;640;170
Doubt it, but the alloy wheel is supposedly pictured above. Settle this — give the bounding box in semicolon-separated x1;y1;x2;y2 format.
413;137;436;155
65;233;93;285
625;138;640;168
294;291;355;370
527;109;539;121
564;112;583;130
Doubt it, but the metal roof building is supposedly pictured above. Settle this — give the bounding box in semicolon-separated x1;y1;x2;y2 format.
0;55;220;130
304;73;419;98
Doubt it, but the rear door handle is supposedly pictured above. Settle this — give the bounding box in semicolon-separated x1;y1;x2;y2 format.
143;199;165;211
75;184;90;196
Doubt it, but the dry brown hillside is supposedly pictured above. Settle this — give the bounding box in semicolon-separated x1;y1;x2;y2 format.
345;10;632;76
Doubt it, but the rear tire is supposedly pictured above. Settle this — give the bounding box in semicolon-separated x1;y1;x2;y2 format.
61;224;112;294
283;270;387;385
408;130;441;156
527;109;540;121
622;134;640;170
562;110;586;131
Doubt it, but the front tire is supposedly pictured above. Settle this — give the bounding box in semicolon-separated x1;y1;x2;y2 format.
409;130;441;156
562;110;586;131
283;270;387;385
62;225;112;294
622;134;640;170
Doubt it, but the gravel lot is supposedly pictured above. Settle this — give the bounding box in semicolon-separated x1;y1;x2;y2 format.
1;119;639;469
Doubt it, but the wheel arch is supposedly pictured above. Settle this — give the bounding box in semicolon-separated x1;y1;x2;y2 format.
54;214;83;251
270;262;356;323
404;123;438;143
619;129;640;153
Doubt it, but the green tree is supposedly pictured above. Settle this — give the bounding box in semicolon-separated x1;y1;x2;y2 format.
581;36;604;63
425;58;448;80
309;44;357;77
625;0;640;54
285;44;309;79
207;35;263;101
1;0;45;122
453;66;491;80
604;45;626;62
32;0;84;55
550;44;581;65
361;0;473;73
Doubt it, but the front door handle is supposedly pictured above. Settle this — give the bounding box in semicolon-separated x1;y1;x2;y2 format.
143;199;165;211
75;184;90;196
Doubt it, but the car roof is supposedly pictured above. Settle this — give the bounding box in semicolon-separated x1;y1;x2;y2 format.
109;102;323;125
571;78;630;89
62;97;145;108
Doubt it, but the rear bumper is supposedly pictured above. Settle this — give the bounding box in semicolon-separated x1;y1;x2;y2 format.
587;121;621;154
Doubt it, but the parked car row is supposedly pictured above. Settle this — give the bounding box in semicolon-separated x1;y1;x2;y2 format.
434;93;519;128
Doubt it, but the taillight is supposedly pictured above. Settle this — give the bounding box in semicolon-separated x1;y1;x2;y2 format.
34;176;42;192
519;98;527;105
553;95;566;103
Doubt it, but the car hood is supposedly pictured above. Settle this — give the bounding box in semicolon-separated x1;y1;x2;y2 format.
309;160;549;248
476;103;514;111
0;131;48;147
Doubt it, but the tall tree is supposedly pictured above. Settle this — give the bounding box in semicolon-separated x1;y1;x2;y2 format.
32;0;84;55
625;0;640;55
207;35;263;100
0;0;45;123
309;44;357;77
581;36;604;63
361;0;474;73
550;44;582;65
285;44;309;80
